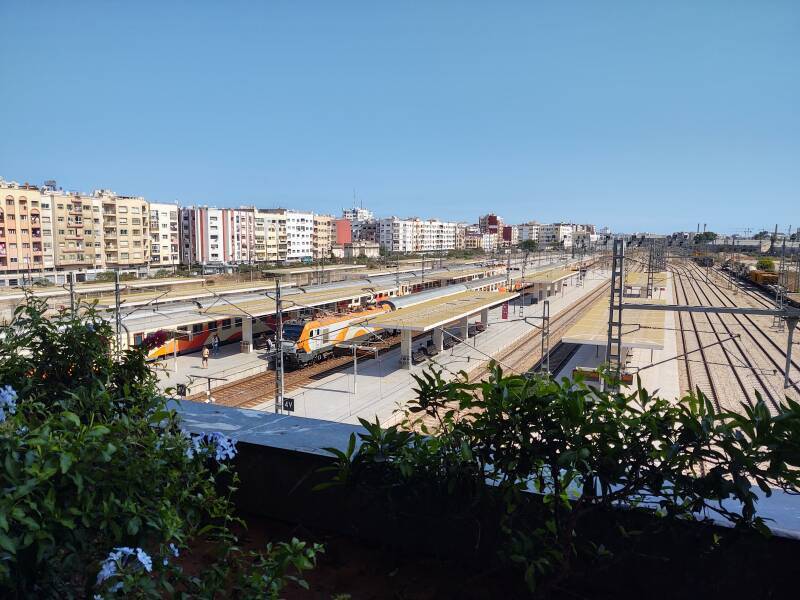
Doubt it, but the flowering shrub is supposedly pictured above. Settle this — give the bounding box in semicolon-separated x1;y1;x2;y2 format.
0;297;321;598
186;431;239;461
0;386;16;422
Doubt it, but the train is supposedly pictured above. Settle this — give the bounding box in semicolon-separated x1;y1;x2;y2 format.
136;304;393;369
278;305;390;368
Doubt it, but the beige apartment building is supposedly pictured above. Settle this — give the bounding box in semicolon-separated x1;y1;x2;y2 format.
252;209;287;264
313;214;333;259
149;202;180;269
47;190;105;273
99;191;150;269
1;180;54;286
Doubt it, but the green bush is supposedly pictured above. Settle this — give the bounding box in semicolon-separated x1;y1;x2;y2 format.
757;257;776;272
321;365;800;594
0;298;320;598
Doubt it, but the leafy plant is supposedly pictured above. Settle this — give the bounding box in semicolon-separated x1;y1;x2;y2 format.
320;364;800;594
0;297;321;598
757;257;776;272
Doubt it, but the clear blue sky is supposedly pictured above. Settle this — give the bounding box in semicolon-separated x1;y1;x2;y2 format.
1;1;797;234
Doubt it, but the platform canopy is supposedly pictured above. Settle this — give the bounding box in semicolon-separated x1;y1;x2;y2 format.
561;297;666;350
0;277;207;303
514;268;577;285
262;264;362;276
362;290;518;332
427;268;492;282
202;284;395;319
93;281;294;309
122;309;214;333
625;272;668;287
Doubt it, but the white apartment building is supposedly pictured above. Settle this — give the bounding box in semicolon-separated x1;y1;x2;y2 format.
343;206;374;222
149;202;180;268
179;206;256;266
379;217;416;253
539;223;574;248
264;209;314;262
378;217;458;253
518;222;541;244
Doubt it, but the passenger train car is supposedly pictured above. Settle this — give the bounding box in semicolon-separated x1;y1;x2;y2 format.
136;304;392;366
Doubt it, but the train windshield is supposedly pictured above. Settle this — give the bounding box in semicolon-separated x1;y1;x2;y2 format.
282;324;305;341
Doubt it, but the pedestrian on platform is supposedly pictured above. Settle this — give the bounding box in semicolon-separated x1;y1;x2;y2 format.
201;345;210;369
212;334;220;356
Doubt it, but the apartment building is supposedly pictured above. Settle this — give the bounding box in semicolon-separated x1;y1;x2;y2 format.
518;222;540;244
1;180;55;286
253;209;287;264
47;189;104;273
98;191;150;269
465;232;498;253
226;208;256;264
539;223;574;248
332;218;352;245
259;209;314;262
501;225;518;248
149;202;180;268
378;217;458;253
342;206;374;222
478;213;504;235
313;214;333;259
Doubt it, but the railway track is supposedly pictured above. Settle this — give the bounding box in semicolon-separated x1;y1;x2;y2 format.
188;334;403;409
474;275;611;378
670;266;720;406
687;263;800;403
670;261;799;413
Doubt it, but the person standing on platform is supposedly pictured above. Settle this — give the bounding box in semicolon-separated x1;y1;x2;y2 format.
201;345;210;369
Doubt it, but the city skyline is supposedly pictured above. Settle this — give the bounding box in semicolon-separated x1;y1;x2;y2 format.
1;1;798;233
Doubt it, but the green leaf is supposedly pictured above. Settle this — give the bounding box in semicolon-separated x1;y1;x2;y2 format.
59;454;73;474
0;533;16;554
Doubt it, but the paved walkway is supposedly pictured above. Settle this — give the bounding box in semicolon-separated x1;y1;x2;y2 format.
246;270;611;425
154;344;271;396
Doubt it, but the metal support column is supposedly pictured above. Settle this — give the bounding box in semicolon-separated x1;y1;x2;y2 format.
274;280;285;414
786;318;799;389
606;238;626;387
114;269;122;355
540;299;550;375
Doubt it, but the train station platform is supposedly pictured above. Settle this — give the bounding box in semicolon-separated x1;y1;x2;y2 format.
557;273;680;401
245;269;611;425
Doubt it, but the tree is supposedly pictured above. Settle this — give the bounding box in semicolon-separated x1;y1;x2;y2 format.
694;231;718;244
0;297;321;597
518;239;538;252
757;257;776;272
753;230;771;240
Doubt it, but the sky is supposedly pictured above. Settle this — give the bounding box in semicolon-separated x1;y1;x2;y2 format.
1;1;798;234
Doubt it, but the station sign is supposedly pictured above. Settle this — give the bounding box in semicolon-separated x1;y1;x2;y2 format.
282;397;295;412
501;302;509;320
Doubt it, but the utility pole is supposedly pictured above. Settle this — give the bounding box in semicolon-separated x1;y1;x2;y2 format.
540;299;550;375
114;269;123;355
520;251;528;318
69;272;75;316
274;280;284;414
